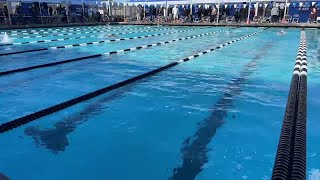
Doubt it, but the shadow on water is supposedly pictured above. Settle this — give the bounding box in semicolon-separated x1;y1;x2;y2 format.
170;42;273;180
24;87;130;154
0;173;10;180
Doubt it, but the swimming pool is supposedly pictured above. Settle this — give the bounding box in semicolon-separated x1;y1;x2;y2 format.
0;25;319;180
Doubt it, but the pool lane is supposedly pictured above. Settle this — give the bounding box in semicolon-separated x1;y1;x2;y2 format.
0;27;235;71
0;28;253;122
195;28;301;180
0;27;178;53
0;28;268;180
4;26;156;38
0;27;200;48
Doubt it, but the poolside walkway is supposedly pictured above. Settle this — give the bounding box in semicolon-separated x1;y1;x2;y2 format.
0;22;116;30
1;21;320;30
121;21;320;28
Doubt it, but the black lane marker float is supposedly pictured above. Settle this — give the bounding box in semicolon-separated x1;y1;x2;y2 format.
0;28;228;76
3;26;153;37
5;27;174;40
0;27;200;47
0;29;266;133
271;30;307;180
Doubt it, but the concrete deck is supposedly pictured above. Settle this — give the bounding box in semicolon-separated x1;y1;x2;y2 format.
1;21;320;30
0;22;118;30
120;22;320;28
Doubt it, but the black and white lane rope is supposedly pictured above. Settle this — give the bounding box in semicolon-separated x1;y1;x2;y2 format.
3;26;152;36
0;28;228;76
0;27;200;47
0;27;175;56
6;25;109;33
5;25;126;33
272;30;307;180
0;29;266;133
51;27;219;50
8;27;174;39
1;26;111;36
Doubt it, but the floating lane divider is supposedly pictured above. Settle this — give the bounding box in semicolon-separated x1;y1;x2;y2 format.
271;30;307;180
9;27;174;39
0;27;200;47
0;27;175;56
0;28;229;75
2;25;114;34
4;26;152;36
5;25;129;33
6;26;107;33
0;28;266;133
1;25;112;36
50;27;208;50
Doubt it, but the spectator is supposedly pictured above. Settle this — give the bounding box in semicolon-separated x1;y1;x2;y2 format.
49;6;53;16
30;5;38;23
4;5;8;18
137;5;141;22
96;11;101;22
234;8;241;23
172;5;178;22
279;3;285;21
16;3;23;24
152;7;156;21
197;5;202;20
240;6;247;22
271;5;279;22
211;7;217;22
140;6;144;21
168;6;172;21
309;5;317;22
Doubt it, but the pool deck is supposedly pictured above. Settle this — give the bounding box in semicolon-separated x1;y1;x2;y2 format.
1;21;320;30
0;22;115;30
120;22;320;28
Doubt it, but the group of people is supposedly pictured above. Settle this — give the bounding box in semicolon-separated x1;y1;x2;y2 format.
136;5;182;23
269;3;286;22
1;2;104;25
136;5;254;23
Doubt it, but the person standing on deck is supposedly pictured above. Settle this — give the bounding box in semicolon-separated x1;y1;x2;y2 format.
271;5;279;22
168;6;173;22
172;5;178;23
279;3;285;21
137;5;141;22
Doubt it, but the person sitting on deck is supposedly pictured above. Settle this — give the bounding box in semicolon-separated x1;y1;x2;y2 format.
211;7;217;22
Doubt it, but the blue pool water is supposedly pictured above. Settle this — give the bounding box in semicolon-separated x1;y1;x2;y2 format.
0;25;319;180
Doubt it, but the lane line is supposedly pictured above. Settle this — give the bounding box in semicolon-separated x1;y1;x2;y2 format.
7;27;174;39
0;27;175;55
0;29;266;133
272;30;307;180
0;27;200;47
3;26;153;37
0;28;229;75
